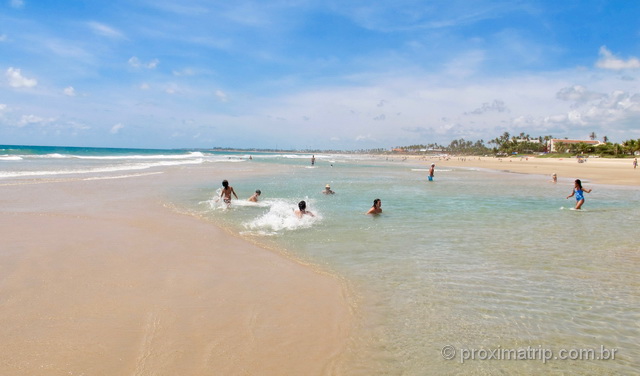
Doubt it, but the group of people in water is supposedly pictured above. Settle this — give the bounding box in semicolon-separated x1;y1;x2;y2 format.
220;162;594;217
219;179;383;217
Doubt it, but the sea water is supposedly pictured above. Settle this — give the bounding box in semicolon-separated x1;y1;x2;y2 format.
192;155;639;375
2;146;638;374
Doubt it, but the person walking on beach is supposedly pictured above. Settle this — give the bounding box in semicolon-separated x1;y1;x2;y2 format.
322;184;335;194
366;198;382;215
566;179;592;210
294;200;315;218
634;158;638;169
428;163;435;181
220;180;238;207
248;189;261;202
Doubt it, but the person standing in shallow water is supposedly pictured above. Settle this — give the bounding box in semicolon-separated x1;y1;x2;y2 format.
428;163;435;181
311;155;315;166
220;179;238;207
366;198;382;215
566;179;592;210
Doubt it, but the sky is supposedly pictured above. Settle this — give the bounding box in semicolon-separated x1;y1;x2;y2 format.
1;0;640;150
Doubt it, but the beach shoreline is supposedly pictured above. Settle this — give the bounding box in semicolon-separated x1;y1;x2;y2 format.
391;155;640;186
0;165;354;375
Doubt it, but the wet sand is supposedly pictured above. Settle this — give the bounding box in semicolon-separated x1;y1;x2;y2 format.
0;166;352;375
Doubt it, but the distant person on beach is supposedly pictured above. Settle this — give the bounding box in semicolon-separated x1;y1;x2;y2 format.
566;179;592;210
634;158;637;169
311;155;315;166
366;198;382;215
248;189;261;202
428;163;435;181
220;179;238;207
551;173;557;183
294;200;315;218
322;184;335;195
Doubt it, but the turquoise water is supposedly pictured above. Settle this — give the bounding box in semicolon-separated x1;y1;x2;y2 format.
191;157;639;375
2;146;638;374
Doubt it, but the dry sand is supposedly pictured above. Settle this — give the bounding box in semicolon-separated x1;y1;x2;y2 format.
409;155;639;186
0;166;353;375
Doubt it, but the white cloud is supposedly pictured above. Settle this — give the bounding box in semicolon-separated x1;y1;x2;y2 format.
10;0;24;9
356;134;376;142
19;114;47;127
139;83;150;90
0;34;7;42
465;99;509;115
215;90;228;102
63;86;76;96
556;85;605;104
110;123;124;134
596;46;640;70
87;21;124;39
172;68;195;76
128;56;159;69
6;67;37;88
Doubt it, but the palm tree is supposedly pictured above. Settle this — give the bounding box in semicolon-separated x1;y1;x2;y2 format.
589;132;597;141
603;135;609;143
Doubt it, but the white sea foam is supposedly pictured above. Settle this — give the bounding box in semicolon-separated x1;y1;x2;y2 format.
243;199;321;233
82;172;164;181
0;158;203;178
73;151;205;160
0;155;23;161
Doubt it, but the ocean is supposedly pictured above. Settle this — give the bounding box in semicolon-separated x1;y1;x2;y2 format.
2;145;638;374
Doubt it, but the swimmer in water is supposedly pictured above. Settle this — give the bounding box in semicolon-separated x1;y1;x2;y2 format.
294;200;315;218
366;198;382;215
248;189;261;202
322;184;335;195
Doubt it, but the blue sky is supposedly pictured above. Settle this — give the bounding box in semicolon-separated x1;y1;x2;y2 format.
1;0;639;150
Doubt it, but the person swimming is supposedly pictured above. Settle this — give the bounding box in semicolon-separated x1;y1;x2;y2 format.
366;198;382;215
294;200;315;218
248;189;261;202
566;179;592;210
322;184;335;194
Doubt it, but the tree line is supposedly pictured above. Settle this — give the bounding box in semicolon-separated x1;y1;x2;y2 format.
391;132;640;157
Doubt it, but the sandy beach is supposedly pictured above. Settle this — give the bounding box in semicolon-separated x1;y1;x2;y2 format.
414;155;640;186
0;166;353;375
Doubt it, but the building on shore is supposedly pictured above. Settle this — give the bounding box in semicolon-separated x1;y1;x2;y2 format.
547;139;602;153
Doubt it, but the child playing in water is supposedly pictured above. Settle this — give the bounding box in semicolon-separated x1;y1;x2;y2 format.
566;179;592;210
220;180;238;207
294;200;315;218
248;189;261;202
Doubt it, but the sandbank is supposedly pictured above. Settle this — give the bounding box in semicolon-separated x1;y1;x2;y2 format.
0;165;352;375
406;155;639;186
